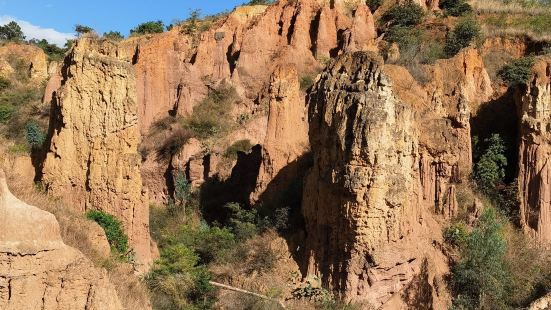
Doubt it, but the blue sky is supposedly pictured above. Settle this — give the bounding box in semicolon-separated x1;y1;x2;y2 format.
0;0;244;45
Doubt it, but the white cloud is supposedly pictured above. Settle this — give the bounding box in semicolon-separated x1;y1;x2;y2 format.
0;15;74;46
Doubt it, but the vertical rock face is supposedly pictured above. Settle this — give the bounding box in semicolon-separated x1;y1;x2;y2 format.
0;169;123;310
251;64;309;203
517;57;551;245
41;38;153;270
302;52;426;305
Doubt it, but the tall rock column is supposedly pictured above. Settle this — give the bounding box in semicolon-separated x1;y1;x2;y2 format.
302;52;425;305
517;57;551;245
251;64;309;203
41;39;153;270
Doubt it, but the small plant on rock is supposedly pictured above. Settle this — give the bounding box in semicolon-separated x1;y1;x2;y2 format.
86;210;129;255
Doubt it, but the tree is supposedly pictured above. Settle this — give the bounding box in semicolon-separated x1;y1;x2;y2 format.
29;39;66;60
499;57;535;86
174;171;191;207
445;18;481;56
440;0;472;16
451;208;510;309
381;1;425;27
130;21;165;35
103;31;124;40
0;21;25;41
473;134;507;196
74;24;94;36
25;121;46;149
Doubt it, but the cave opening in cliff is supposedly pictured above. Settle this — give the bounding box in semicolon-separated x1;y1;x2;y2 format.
471;90;519;184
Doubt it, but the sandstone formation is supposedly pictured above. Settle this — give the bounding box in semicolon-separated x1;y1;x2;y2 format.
251;64;309;203
517;56;551;245
90;0;380;202
0;169;123;310
40;38;154;271
302;52;449;307
0;43;49;82
101;0;378;136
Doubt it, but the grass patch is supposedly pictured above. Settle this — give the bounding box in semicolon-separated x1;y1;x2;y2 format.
185;85;238;140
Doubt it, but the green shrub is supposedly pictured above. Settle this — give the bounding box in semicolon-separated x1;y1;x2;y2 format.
499;57;535;86
451;208;510;309
224;139;253;159
86;210;129;255
444;222;469;247
30;39;67;61
224;202;258;241
381;1;425;27
386;26;423;53
130;20;165;35
74;24;94;35
444;18;481;57
0;76;11;90
439;0;472;16
473;134;507;196
103;31;124;40
175;224;236;264
0;21;25;41
0;104;15;123
25;121;46;149
147;244;215;309
174;171;192;207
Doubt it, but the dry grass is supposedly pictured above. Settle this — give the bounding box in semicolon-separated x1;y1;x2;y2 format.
472;0;551;41
472;0;551;15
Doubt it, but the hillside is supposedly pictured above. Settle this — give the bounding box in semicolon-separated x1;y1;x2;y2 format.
1;0;551;309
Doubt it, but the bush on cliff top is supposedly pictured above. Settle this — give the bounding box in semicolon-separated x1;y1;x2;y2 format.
499;56;535;86
381;1;425;27
86;210;129;255
130;21;165;35
440;0;472;16
445;18;481;57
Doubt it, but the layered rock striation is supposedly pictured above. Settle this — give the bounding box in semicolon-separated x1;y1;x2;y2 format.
41;38;153;270
302;52;449;306
0;169;123;310
517;56;551;245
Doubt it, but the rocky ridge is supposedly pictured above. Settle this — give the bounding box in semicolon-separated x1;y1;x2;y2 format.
0;169;123;309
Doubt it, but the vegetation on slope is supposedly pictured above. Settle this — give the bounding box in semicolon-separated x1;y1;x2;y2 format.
444;132;551;310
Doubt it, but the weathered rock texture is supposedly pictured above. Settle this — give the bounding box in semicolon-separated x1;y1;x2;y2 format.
302;52;450;307
0;169;123;310
41;38;153;270
517;56;551;245
0;43;49;82
251;64;309;203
